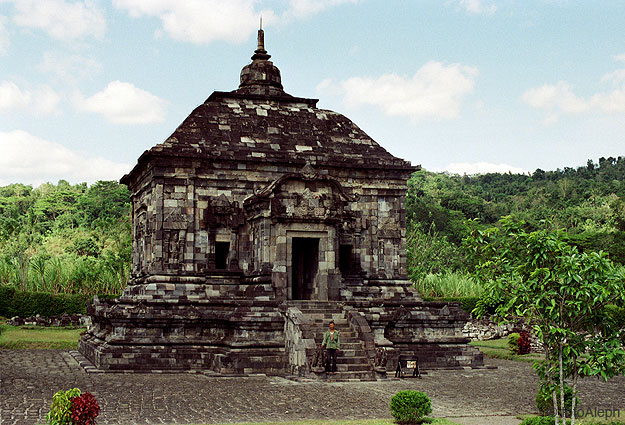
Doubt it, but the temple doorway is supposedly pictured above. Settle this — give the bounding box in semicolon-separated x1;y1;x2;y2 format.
291;237;319;300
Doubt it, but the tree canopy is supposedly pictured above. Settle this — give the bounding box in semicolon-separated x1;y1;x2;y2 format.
465;217;625;425
0;180;131;296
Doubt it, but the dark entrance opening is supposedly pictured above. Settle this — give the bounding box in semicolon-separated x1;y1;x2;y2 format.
215;241;230;270
291;237;319;300
339;244;353;276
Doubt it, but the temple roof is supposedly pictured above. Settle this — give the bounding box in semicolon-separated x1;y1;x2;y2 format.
122;30;416;184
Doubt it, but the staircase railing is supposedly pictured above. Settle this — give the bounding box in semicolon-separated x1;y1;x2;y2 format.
284;306;318;376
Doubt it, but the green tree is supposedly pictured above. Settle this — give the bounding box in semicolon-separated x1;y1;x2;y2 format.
465;217;625;425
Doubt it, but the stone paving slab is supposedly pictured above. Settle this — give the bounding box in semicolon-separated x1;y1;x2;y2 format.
1;349;624;425
449;416;521;425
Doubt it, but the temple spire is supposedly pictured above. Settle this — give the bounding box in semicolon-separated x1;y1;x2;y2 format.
252;19;270;61
237;25;284;96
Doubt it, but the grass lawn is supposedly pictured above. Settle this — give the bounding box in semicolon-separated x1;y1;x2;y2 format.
212;419;462;425
518;415;625;424
0;323;85;349
470;338;544;363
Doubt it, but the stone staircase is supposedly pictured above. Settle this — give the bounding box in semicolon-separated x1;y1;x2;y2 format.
290;301;377;381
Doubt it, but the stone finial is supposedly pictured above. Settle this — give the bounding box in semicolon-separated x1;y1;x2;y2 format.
251;24;270;61
237;26;284;95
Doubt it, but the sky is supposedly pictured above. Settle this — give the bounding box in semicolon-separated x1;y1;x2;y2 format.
1;0;625;187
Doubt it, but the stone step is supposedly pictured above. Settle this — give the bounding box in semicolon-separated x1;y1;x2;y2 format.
324;372;378;382
314;343;367;354
289;301;342;308
311;336;360;343
301;310;345;315
336;363;373;372
309;326;351;332
297;305;344;311
311;331;354;336
306;317;347;324
309;327;352;334
308;326;352;331
338;349;366;357
335;355;369;365
308;328;355;334
303;315;344;320
308;328;354;335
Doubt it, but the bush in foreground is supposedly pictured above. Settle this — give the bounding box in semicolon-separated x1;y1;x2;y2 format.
390;390;432;424
535;384;578;417
70;392;100;425
46;388;100;425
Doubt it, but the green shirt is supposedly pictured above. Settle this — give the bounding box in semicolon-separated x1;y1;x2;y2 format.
322;329;340;350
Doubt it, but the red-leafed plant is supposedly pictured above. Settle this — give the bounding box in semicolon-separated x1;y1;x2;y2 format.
518;330;531;355
69;392;100;425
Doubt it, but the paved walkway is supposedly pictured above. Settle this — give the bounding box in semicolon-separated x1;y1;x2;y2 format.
1;350;624;425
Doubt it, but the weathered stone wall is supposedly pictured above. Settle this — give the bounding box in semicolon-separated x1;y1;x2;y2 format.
284;307;316;376
80;296;288;373
126;136;412;298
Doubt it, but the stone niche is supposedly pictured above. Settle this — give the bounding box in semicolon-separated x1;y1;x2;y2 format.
79;29;483;375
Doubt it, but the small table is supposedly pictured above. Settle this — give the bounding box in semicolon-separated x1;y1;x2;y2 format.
395;356;421;378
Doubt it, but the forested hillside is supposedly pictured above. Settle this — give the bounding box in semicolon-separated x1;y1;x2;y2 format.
407;156;625;295
0;181;131;296
1;156;624;298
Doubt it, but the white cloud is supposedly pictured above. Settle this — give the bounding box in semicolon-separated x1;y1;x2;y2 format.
287;0;358;19
457;0;496;15
523;55;625;122
591;89;625;113
38;52;102;83
437;162;527;175
600;55;625;86
0;15;9;54
0;81;30;111
0;81;61;115
35;86;62;115
113;0;358;44
320;61;478;122
113;0;273;44
0;130;131;186
600;69;625;86
8;0;106;40
76;80;166;125
522;81;589;123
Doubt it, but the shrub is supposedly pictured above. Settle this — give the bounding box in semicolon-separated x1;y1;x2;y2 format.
69;238;101;257
536;383;578;416
507;331;532;355
474;292;505;316
11;290;86;317
0;287;96;317
46;389;100;425
508;333;520;354
0;285;16;316
518;330;531;354
390;390;432;424
519;417;556;425
46;388;81;425
460;297;480;315
70;392;100;425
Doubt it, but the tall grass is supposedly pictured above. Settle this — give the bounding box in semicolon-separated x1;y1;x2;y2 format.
414;271;483;298
0;253;128;296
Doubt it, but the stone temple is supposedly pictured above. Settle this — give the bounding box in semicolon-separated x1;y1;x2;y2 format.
79;30;483;378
